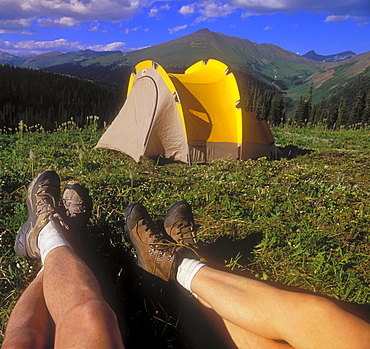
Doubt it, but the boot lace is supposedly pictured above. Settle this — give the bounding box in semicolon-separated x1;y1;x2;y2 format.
35;184;69;229
63;196;87;217
175;221;197;244
143;220;205;262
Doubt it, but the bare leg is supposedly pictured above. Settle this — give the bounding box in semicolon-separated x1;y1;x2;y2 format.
42;245;124;348
191;266;370;349
197;296;294;349
222;319;293;349
2;271;53;349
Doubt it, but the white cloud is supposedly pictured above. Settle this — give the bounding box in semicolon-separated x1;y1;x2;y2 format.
0;0;368;56
20;0;143;20
124;26;141;34
0;0;144;33
188;2;235;23
37;16;79;28
0;37;126;55
148;7;159;18
13;38;84;51
148;3;170;19
0;18;34;34
88;42;126;51
168;24;188;34
229;0;370;17
1;0;368;36
324;14;369;26
179;4;196;16
263;25;272;30
88;22;100;32
240;11;254;19
199;2;235;19
324;15;350;23
194;16;209;24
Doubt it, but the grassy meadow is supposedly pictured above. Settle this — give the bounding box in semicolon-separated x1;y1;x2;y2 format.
0;120;369;344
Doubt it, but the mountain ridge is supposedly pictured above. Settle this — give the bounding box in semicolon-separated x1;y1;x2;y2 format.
0;49;122;69
303;50;357;62
1;28;369;107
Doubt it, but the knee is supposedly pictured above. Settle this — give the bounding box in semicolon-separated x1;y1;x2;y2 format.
300;294;370;348
56;298;123;348
2;328;47;349
304;294;334;312
70;297;118;329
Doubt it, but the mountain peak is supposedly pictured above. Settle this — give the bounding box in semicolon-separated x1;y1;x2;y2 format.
195;28;211;34
303;50;357;62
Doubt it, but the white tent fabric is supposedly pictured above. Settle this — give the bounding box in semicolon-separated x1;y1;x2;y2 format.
96;64;189;163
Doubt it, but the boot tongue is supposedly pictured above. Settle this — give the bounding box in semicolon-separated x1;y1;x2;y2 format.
37;191;57;216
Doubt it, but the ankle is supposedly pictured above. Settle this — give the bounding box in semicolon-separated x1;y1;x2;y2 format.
38;220;71;263
176;258;206;295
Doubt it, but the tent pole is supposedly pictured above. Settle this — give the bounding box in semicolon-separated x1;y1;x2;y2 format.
187;148;192;166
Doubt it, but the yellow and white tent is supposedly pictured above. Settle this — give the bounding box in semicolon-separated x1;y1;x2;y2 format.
95;59;278;164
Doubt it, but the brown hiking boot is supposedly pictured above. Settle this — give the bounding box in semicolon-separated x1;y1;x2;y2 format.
125;203;185;281
62;182;92;231
62;181;93;256
14;170;67;260
163;201;197;247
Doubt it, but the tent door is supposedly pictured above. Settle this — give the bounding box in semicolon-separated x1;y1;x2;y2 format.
142;76;159;149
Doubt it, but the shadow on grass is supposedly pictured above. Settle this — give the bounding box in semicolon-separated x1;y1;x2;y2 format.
277;144;314;160
82;224;369;348
81;224;238;348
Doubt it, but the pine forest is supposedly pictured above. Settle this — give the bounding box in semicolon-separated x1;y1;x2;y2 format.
1;63;370;131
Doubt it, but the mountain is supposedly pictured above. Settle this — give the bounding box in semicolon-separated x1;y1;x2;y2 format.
43;29;325;99
50;29;370;105
0;49;121;69
2;28;369;107
288;51;370;105
0;51;28;66
303;50;357;62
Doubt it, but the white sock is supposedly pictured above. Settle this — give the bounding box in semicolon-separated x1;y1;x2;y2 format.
38;220;71;264
176;258;206;296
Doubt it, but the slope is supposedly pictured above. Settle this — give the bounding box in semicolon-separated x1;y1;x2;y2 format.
286;51;370;104
3;28;368;108
120;29;322;84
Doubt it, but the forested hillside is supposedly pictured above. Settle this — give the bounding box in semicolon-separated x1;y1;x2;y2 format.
1;60;369;132
0;65;124;131
43;62;132;90
292;80;370;129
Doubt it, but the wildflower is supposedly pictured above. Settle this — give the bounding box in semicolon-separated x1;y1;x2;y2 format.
129;171;136;182
79;149;85;162
29;149;38;161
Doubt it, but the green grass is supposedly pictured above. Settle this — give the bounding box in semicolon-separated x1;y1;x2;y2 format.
1;122;369;343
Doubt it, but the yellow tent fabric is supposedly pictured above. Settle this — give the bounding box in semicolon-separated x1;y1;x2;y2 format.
169;59;242;162
95;59;277;163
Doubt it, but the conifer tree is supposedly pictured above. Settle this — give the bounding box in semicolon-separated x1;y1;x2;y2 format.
293;96;307;126
306;83;314;122
348;89;366;128
362;90;370;126
324;99;336;129
293;83;314;126
311;104;321;125
262;90;271;119
336;97;348;129
269;92;284;126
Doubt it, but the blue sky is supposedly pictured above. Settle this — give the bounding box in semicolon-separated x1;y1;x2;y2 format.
0;0;369;57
